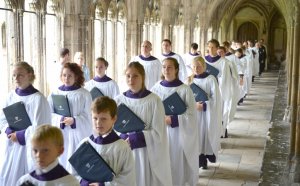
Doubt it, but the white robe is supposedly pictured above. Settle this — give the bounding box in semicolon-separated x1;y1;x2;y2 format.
84;79;120;99
238;56;248;99
224;55;240;123
205;56;232;135
114;93;172;186
151;83;198;186
131;56;162;89
0;91;51;186
17;160;79;186
75;137;136;186
250;47;260;76
48;87;93;174
159;53;188;82
182;53;201;76
191;75;222;159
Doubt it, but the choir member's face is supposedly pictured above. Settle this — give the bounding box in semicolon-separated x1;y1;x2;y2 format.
74;53;84;66
162;59;177;81
191;61;205;75
141;42;152;56
207;42;218;56
126;67;143;93
95;60;107;77
12;67;32;89
61;68;76;86
162;41;171;54
235;52;242;58
217;49;225;57
92;111;116;135
31;139;63;169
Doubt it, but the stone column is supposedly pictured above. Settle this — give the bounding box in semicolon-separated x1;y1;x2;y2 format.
291;6;300;156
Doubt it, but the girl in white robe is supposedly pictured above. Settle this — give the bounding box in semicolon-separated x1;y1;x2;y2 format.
0;62;51;186
115;62;172;186
85;57;120;99
151;57;199;186
186;56;222;169
48;63;92;174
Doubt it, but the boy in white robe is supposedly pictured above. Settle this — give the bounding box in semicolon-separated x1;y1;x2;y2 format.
85;57;120;99
205;39;232;138
0;62;51;186
73;96;136;186
48;63;92;174
115;62;172;186
17;125;79;186
186;56;222;169
159;39;188;82
183;43;201;76
151;57;199;186
131;40;162;89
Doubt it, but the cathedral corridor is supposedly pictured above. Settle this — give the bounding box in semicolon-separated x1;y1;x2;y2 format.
198;70;279;186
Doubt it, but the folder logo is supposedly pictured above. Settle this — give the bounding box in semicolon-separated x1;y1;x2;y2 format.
168;105;175;113
85;162;95;173
58;105;64;111
122;119;129;128
193;93;198;97
14;116;22;123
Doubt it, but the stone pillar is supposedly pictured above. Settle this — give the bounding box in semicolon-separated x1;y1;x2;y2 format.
16;9;24;61
291;6;300;155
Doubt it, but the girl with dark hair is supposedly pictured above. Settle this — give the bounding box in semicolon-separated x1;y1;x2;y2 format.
47;62;92;174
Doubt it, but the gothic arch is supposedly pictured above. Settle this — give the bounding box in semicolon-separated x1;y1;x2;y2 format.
237;21;258;42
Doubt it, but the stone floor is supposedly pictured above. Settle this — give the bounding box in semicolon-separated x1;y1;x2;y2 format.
197;71;279;186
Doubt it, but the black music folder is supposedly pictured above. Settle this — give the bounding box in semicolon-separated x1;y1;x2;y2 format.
190;83;209;102
114;103;145;133
3;101;32;131
90;87;104;100
163;92;187;115
205;63;219;78
69;141;115;183
51;94;71;117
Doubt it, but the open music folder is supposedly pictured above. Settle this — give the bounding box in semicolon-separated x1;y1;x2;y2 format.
163;92;187;115
190;83;209;102
205;63;219;78
114;103;145;133
51;94;71;117
90;87;104;100
3;101;32;131
69;141;115;183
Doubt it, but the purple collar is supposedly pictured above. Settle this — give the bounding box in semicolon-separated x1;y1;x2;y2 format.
194;72;209;79
90;130;120;145
58;85;80;91
238;54;246;59
93;75;112;82
123;89;151;99
189;52;200;56
160;79;183;87
15;85;38;96
225;52;232;56
139;55;157;61
30;164;69;181
162;52;176;57
205;55;221;63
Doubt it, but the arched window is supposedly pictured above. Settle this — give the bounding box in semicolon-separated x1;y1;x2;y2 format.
116;0;126;84
193;15;201;46
0;1;13;100
143;1;161;57
173;6;184;54
45;0;60;93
